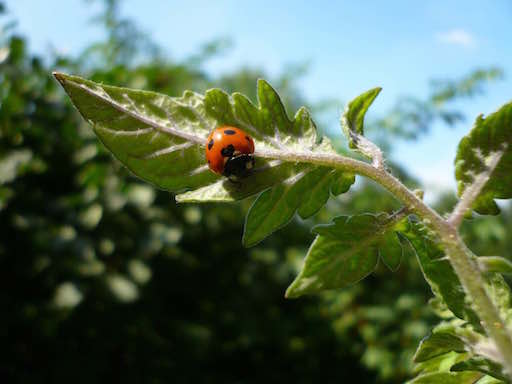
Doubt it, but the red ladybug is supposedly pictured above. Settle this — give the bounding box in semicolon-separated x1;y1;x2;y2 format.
205;126;255;180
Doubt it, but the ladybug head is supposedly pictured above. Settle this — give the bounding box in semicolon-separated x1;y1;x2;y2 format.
222;154;255;180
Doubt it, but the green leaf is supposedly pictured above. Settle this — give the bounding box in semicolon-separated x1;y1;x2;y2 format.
408;371;483;384
285;212;411;298
410;273;512;383
414;351;470;375
203;80;317;154
296;168;344;219
454;101;512;215
341;87;382;149
179;82;355;244
414;332;467;363
476;376;507;384
176;160;301;203
330;170;356;196
242;167;355;247
413;320;485;366
54;72;218;192
451;357;509;382
402;220;479;324
478;256;512;275
484;273;512;329
56;73;355;245
243;181;302;247
429;297;456;320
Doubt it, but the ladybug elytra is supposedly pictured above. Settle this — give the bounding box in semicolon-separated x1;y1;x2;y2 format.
205;126;255;180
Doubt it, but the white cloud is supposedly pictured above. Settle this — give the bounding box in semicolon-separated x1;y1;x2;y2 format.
436;29;475;47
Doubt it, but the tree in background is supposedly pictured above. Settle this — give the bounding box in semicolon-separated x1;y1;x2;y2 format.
0;1;374;382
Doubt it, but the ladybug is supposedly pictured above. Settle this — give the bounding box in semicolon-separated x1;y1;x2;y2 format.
205;126;255;180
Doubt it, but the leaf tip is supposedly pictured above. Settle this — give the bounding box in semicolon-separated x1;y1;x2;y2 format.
284;285;299;299
256;78;276;95
52;71;66;84
256;78;269;87
367;86;383;98
241;233;257;249
342;86;383;142
364;86;382;103
241;225;252;248
478;256;512;275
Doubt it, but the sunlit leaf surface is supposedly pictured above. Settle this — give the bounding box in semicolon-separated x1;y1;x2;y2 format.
55;73;355;246
341;87;381;151
286;213;410;298
455;102;512;214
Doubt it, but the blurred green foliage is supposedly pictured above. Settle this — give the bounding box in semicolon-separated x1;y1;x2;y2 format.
0;1;510;383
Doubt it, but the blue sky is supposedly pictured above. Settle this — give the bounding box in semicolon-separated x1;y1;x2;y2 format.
6;0;512;201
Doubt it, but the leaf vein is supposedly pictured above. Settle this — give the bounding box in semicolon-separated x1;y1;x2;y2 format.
67;80;206;145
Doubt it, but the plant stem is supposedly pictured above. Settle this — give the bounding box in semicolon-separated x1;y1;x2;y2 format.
257;148;512;373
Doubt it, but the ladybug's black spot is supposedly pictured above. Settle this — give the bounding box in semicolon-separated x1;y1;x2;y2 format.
207;139;214;150
221;144;235;157
223;129;236;135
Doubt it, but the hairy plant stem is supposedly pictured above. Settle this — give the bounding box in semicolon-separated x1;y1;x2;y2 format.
448;147;506;227
257;148;512;373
